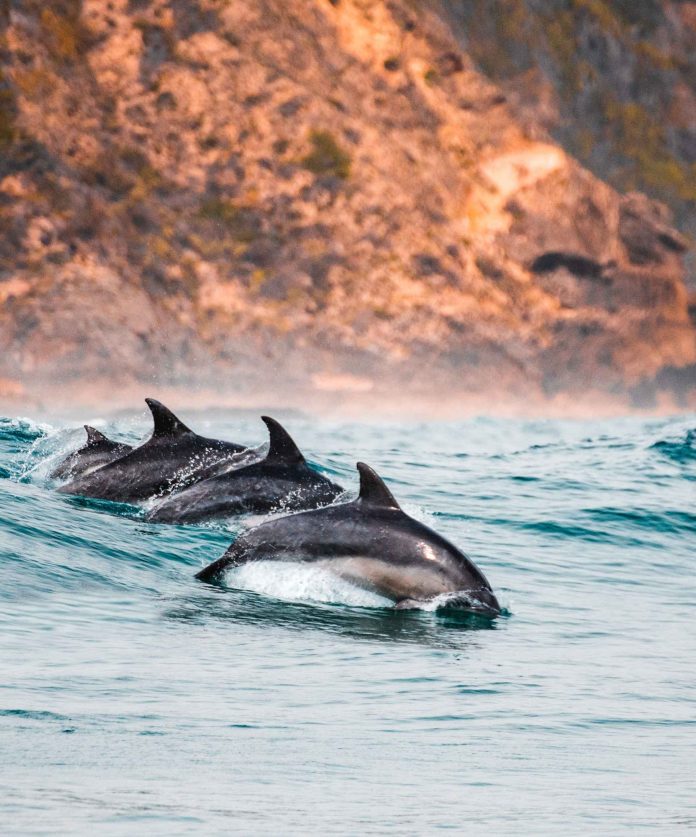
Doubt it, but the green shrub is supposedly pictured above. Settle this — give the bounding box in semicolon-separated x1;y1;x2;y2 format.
634;40;675;71
300;130;351;179
0;71;15;147
40;8;89;62
572;0;623;37
197;199;261;242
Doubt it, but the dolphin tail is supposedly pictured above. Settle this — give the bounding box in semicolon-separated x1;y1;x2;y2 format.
195;545;247;584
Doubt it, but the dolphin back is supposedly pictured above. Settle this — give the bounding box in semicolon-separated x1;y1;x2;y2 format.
50;426;133;480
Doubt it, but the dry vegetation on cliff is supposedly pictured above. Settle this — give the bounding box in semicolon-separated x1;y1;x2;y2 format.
0;0;694;412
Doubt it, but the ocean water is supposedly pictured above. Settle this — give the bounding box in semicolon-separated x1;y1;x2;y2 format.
1;408;695;834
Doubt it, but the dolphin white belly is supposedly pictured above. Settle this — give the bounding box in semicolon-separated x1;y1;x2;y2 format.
316;557;451;601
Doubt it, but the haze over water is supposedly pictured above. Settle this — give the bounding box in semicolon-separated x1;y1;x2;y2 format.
1;409;695;834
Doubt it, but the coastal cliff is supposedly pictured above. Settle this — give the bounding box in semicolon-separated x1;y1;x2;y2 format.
0;0;694;412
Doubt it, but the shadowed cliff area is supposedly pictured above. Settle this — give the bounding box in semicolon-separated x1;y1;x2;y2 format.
441;0;696;239
0;0;695;415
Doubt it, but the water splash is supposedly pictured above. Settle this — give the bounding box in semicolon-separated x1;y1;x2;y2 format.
226;561;392;608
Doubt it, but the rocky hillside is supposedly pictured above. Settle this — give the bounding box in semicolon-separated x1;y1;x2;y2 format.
0;0;694;413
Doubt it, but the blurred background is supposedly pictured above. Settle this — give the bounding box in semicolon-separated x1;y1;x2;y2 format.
0;0;694;416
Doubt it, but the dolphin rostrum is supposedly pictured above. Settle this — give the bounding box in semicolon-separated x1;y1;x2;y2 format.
195;462;501;614
50;425;133;480
58;399;254;503
147;416;344;524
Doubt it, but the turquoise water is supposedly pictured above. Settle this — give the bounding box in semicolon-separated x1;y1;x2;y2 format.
1;409;695;834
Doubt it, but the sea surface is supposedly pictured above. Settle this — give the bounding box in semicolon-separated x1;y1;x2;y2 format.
1;408;695;834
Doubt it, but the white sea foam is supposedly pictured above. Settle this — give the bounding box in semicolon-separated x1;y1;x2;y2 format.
18;427;74;483
227;561;392;608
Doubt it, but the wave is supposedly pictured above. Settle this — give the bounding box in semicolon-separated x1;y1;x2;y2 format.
0;416;49;442
651;428;696;464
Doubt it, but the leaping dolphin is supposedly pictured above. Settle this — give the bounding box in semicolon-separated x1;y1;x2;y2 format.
146;416;343;524
50;426;133;480
195;462;501;615
58;399;254;503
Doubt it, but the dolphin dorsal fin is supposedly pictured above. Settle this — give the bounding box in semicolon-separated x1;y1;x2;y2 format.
356;462;401;509
84;425;108;446
261;416;305;464
145;398;193;437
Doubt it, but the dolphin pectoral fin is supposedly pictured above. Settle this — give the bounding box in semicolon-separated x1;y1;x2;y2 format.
145;398;193;437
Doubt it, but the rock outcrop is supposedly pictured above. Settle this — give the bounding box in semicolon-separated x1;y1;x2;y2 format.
0;0;694;412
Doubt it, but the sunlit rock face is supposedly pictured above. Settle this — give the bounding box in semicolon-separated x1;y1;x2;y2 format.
0;0;694;410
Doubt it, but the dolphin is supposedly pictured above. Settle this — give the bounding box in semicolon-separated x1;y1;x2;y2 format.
58;398;254;503
50;426;133;480
195;462;501;614
147;416;344;524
